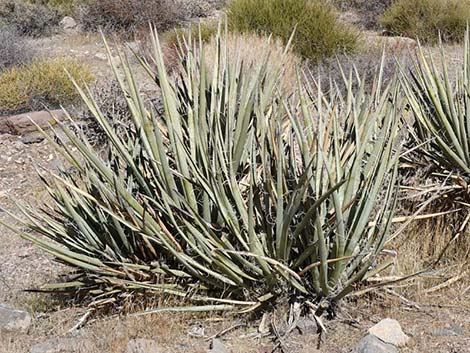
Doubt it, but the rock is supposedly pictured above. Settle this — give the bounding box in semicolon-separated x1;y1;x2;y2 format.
355;334;398;353
296;317;317;334
30;338;91;353
365;31;417;53
95;53;108;61
60;16;77;32
0;304;31;332
207;338;228;353
433;324;465;337
21;132;45;144
368;318;410;347
0;110;66;136
126;339;161;353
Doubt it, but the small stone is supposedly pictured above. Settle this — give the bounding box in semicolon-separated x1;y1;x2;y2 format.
433;324;465;337
355;335;398;353
21;132;45;144
207;338;228;353
368;318;409;347
126;339;161;353
296;316;317;334
95;53;108;61
0;304;31;332
60;16;77;30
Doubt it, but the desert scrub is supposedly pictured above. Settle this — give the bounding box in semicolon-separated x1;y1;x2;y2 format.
227;0;359;62
381;0;470;44
163;22;218;49
0;0;62;37
332;0;392;29
78;0;179;33
0;26;36;69
26;0;77;16
203;32;302;93
4;28;402;318
0;58;94;115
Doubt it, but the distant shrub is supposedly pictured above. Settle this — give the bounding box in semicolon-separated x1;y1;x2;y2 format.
0;0;61;37
79;0;179;33
26;0;76;15
177;0;214;18
227;0;359;62
332;0;392;29
0;26;36;69
164;22;218;48
381;0;470;43
75;80;132;145
0;58;94;115
204;32;302;93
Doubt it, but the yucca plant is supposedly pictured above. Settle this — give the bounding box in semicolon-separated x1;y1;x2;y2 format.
3;27;401;317
401;32;470;193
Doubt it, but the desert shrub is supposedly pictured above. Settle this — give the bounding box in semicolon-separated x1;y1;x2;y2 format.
203;32;302;93
227;0;359;62
0;26;36;69
74;80;133;144
0;0;62;37
163;22;218;49
26;0;76;15
9;30;401;317
0;58;94;115
78;0;179;33
381;0;470;44
176;0;214;18
332;0;392;29
400;32;470;265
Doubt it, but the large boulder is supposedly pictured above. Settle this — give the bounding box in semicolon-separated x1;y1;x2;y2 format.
368;318;410;347
0;110;66;136
355;334;398;353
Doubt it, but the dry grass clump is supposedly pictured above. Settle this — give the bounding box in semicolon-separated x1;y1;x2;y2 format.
203;32;303;94
0;58;94;115
0;26;36;69
381;0;470;44
227;0;359;62
78;0;179;33
0;0;61;37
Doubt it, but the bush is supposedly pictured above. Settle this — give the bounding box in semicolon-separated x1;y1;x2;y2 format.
332;0;392;29
0;26;36;69
163;22;218;49
0;0;62;37
0;58;94;115
10;31;400;317
26;0;76;16
402;32;470;178
227;0;359;62
381;0;470;44
74;80;133;145
203;32;302;93
78;0;179;33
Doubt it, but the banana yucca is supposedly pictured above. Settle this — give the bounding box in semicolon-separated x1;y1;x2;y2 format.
4;28;401;315
402;32;470;176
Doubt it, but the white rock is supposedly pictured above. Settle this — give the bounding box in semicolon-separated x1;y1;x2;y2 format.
95;53;108;61
60;16;77;31
207;338;228;353
368;318;410;347
0;304;31;332
355;334;397;353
